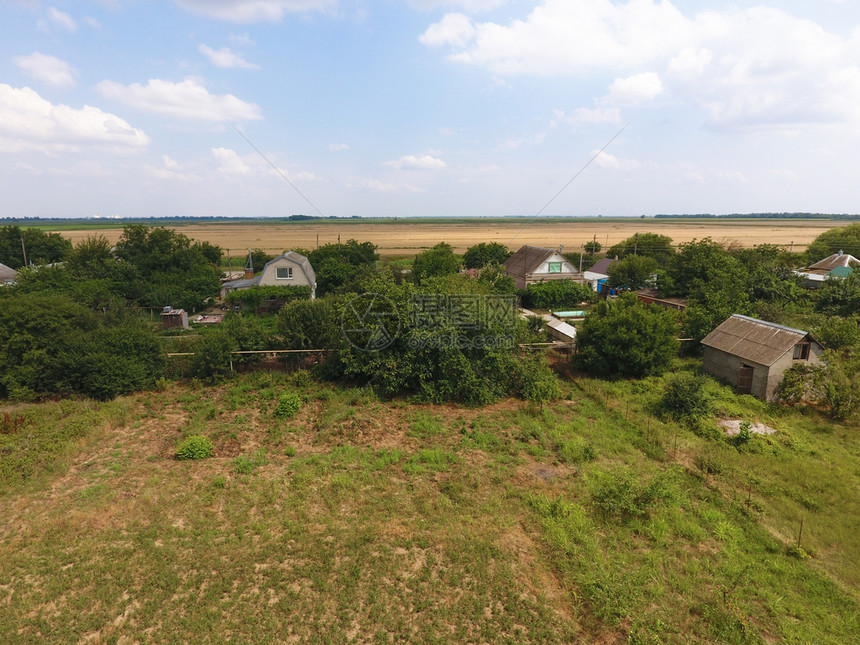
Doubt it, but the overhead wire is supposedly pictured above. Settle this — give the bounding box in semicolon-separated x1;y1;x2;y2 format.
230;123;327;218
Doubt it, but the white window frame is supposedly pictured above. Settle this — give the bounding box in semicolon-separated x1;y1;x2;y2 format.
548;262;563;273
276;266;293;280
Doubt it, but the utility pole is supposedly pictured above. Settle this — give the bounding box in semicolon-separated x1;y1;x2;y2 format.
579;245;584;273
633;232;639;255
20;235;28;267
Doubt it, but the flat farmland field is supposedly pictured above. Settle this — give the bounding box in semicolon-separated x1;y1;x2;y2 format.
53;218;853;257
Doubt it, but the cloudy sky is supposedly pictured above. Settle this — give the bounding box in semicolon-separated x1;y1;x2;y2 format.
2;0;859;218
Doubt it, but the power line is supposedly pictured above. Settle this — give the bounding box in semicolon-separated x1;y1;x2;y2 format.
508;122;629;248
230;123;326;218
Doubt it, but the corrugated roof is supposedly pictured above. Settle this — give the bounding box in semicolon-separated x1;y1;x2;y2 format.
503;245;556;276
701;314;810;366
588;257;615;275
0;262;16;282
807;251;860;272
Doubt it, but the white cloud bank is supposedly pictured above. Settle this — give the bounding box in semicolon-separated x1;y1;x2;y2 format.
172;0;335;23
14;53;76;89
421;0;860;131
0;84;149;153
96;77;263;122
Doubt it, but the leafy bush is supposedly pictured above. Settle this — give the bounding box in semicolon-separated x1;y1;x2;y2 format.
656;372;712;422
556;436;596;464
274;391;302;418
588;466;679;520
521;279;595;310
175;435;214;460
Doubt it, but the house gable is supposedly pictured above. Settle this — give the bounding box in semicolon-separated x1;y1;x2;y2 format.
503;245;581;288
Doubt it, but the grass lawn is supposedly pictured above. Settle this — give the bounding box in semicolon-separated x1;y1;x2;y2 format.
1;367;858;643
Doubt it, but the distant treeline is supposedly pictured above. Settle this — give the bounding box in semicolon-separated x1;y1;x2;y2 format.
654;213;860;219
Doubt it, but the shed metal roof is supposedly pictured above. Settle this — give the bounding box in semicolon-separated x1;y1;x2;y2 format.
0;262;15;283
701;314;811;367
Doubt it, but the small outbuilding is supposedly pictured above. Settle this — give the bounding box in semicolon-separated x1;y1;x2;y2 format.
701;314;824;401
160;306;189;329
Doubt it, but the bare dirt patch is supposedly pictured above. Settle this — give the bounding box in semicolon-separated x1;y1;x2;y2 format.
717;419;778;436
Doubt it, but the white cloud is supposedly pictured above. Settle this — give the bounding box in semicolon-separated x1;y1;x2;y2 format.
328;143;349;151
423;0;691;75
407;0;502;11
422;0;860;131
0;84;149;153
419;13;476;48
14;53;76;89
552;107;622;129
172;0;335;23
355;178;424;193
96;77;262;122
592;150;639;170
199;44;261;69
144;155;201;181
383;154;447;170
212;147;253;175
604;72;663;105
46;7;77;31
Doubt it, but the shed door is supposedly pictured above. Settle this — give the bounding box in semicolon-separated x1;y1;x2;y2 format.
737;365;754;395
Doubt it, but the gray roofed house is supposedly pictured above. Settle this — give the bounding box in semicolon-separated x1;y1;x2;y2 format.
701;314;823;401
221;251;316;300
794;250;860;287
0;262;16;286
503;245;583;290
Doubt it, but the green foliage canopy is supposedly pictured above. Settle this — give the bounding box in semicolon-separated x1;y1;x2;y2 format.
575;294;680;378
463;242;513;269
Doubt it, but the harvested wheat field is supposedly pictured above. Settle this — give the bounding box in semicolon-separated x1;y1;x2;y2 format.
55;218;851;257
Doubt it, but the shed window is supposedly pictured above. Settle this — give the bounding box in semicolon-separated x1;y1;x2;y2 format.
276;267;293;280
793;342;810;360
548;262;562;273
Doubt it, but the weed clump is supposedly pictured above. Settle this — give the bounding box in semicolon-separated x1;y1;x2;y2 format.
274;392;302;419
175;435;214;460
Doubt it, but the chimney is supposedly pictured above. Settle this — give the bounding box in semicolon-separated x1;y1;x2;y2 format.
244;267;255;279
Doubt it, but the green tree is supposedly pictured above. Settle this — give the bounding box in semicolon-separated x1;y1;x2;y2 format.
606;233;674;265
805;222;860;261
113;224;221;311
584;240;602;255
412;242;461;283
814;316;860;352
575;294;680;378
0;225;72;269
463;242;513;269
606;255;658;291
304;239;379;296
816;273;860;317
277;297;344;350
0;293;163;400
659;238;741;298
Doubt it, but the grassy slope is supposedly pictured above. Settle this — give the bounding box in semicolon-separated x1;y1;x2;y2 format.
0;367;858;644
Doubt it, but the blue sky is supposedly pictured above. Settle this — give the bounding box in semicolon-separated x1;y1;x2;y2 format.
2;0;859;218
